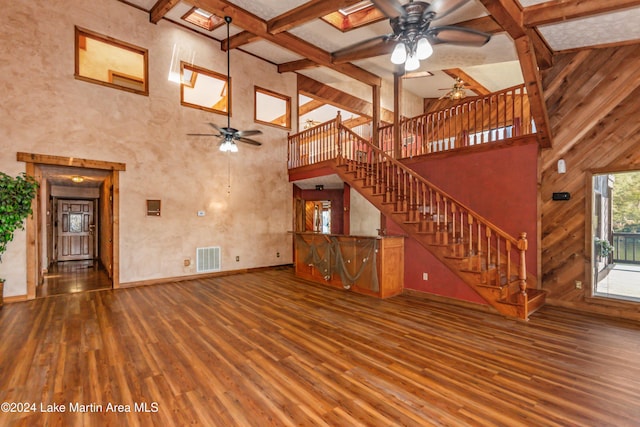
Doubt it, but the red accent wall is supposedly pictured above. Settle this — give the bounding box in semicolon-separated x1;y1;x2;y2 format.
389;142;539;303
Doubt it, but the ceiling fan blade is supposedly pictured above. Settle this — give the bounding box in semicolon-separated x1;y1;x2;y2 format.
427;26;491;47
426;0;470;21
208;122;224;133
187;133;221;137
371;0;406;18
236;129;262;137
237;137;262;146
332;35;392;63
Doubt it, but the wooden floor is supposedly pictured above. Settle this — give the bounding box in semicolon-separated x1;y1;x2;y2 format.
1;267;640;426
37;260;112;298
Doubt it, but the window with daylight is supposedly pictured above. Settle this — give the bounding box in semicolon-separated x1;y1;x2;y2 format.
254;86;291;129
180;63;230;116
75;27;148;95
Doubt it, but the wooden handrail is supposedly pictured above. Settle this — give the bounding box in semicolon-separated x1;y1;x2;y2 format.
336;124;529;283
378;84;531;159
338;124;522;247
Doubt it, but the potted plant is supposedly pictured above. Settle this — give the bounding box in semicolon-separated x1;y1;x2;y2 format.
0;172;39;307
594;237;614;260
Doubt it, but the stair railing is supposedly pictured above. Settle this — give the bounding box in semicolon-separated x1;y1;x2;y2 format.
378;84;532;159
288;113;343;169
337;124;531;293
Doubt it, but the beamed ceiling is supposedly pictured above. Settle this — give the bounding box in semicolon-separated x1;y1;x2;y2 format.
123;0;640;102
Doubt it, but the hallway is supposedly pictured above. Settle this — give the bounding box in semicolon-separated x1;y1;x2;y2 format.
37;260;111;297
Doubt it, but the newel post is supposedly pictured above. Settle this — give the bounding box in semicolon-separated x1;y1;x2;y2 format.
517;232;528;298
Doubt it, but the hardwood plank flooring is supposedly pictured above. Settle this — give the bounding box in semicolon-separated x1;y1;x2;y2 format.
1;267;640;426
37;260;111;297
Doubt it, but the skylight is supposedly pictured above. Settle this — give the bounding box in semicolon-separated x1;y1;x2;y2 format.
182;7;223;31
323;1;384;32
338;1;374;16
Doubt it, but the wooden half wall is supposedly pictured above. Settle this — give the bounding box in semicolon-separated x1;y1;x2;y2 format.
540;45;640;320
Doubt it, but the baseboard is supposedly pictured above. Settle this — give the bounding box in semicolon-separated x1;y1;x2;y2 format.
2;294;28;304
402;288;496;314
119;264;294;289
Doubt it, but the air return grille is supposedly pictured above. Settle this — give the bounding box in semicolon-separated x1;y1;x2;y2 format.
196;246;221;272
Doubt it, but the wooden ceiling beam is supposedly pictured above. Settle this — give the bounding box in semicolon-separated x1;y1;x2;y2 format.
268;0;363;34
150;0;181;24
188;0;381;86
478;0;553;148
299;99;326;116
524;0;640;26
298;74;394;123
278;59;319;73
222;0;362;52
443;68;490;96
222;31;261;50
515;35;552;148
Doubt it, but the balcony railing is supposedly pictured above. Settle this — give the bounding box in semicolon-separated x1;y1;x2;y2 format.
378;84;532;159
613;232;640;264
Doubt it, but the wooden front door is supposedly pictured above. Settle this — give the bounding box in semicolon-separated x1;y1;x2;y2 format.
57;200;95;261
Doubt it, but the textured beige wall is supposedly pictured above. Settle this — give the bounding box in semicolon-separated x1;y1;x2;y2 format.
0;0;295;296
349;189;380;237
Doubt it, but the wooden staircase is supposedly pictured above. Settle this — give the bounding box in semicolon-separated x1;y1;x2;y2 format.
288;99;545;320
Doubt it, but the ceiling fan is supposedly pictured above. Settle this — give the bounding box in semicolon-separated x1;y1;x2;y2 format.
188;16;262;152
439;77;468;100
333;0;491;71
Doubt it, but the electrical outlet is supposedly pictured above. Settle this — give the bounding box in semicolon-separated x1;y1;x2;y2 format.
575;280;582;289
276;252;280;258
183;259;190;267
236;256;240;262
423;272;429;281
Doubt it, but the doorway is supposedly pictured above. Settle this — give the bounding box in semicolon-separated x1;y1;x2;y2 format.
592;170;640;301
306;200;331;233
18;152;124;299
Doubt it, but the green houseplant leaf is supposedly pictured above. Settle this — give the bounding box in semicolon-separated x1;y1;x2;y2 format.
0;172;39;264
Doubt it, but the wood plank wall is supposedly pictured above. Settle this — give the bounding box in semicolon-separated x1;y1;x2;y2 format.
540;45;640;320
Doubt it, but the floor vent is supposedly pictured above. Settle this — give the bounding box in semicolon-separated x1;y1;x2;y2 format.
197;246;221;272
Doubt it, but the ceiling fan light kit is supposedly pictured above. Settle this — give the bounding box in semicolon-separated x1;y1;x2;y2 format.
345;0;492;72
219;140;239;152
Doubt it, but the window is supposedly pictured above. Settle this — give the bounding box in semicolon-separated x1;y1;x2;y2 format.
180;63;230;116
254;87;291;129
75;27;148;95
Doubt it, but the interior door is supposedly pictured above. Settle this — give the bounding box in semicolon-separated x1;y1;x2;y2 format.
57;199;95;261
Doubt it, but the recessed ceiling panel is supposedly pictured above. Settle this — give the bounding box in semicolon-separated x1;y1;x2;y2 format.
240;40;305;64
537;7;640;51
225;0;309;20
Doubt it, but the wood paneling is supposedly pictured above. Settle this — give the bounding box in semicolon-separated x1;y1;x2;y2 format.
2;269;640;425
540;45;640;319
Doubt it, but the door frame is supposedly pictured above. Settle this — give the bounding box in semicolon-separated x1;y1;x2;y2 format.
18;152;125;299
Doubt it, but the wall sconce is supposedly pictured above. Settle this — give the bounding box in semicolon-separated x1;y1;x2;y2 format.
557;159;567;174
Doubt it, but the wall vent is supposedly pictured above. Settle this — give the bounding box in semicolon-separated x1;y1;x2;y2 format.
196;246;221;272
